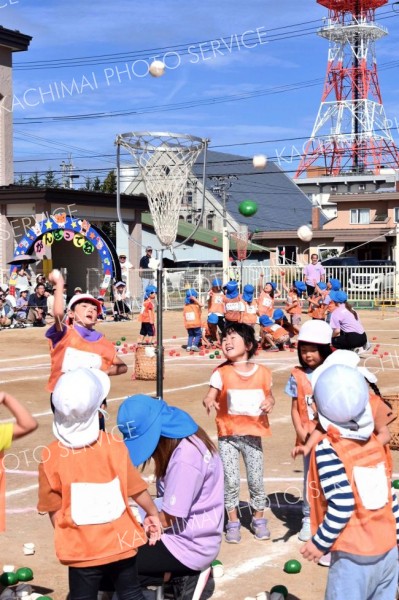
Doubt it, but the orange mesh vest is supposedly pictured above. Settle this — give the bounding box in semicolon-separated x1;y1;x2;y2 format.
286;293;302;315
258;292;274;317
291;367;318;445
309;432;396;555
241;300;258;325
183;304;202;329
138;299;154;323
369;393;394;475
311;296;327;320
47;327;116;392
262;324;287;342
223;295;243;322
208;292;225;315
215;364;272;437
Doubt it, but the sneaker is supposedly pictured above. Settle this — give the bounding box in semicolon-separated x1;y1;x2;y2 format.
266;347;279;353
225;521;241;544
250;518;270;541
191;345;200;352
318;552;331;567
298;518;311;542
186;346;192;352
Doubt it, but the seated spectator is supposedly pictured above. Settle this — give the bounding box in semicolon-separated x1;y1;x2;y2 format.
96;296;107;321
0;285;17;311
74;286;83;295
27;283;47;327
113;281;131;321
16;263;33;295
15;287;30;325
0;296;13;328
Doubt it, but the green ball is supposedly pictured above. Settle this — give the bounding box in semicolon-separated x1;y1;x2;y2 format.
36;597;54;600
214;350;219;355
0;572;19;586
211;559;222;567
238;200;258;218
271;584;288;598
209;354;215;359
392;480;399;489
16;568;33;582
283;559;301;574
121;336;126;341
116;340;121;346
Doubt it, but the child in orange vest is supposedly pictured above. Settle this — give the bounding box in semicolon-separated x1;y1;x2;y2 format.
259;315;289;352
138;285;156;344
257;275;275;318
300;364;399;599
207;278;225;331
183;288;203;352
202;323;275;544
281;277;305;328
241;284;258;327
222;281;244;326
308;281;328;320
272;309;299;346
0;392;37;532
284;320;333;544
38;368;161;600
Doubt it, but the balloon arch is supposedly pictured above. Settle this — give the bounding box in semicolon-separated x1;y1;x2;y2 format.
9;214;119;294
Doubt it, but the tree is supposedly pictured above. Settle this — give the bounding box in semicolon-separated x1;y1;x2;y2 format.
82;177;92;191
15;174;26;186
28;172;42;187
102;170;117;194
43;169;59;188
92;176;102;192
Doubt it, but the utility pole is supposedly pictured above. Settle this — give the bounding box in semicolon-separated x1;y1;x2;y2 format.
60;155;80;189
210;175;237;283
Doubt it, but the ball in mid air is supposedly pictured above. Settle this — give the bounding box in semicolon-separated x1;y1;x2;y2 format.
149;60;165;77
238;200;258;217
252;154;267;169
297;224;313;242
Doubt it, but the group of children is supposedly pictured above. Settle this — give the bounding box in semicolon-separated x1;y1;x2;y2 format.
0;265;396;600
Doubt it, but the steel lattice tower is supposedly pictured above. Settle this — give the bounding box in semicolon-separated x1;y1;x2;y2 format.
296;0;399;177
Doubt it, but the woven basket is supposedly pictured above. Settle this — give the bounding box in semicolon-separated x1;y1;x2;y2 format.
134;344;162;381
386;394;399;450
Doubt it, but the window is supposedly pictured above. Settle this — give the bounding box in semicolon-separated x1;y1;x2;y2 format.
395;208;399;223
186;214;193;224
206;213;215;230
350;208;370;224
186;191;193;205
358;184;366;191
372;209;388;223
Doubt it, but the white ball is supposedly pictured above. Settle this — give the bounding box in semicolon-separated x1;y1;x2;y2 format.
297;225;313;242
52;269;61;280
252;154;267;169
149;60;165;78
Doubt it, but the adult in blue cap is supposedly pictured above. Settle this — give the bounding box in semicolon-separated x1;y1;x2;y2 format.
208;278;225;331
329;291;368;351
117;395;224;591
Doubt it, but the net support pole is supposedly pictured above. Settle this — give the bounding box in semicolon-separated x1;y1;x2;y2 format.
156;249;164;399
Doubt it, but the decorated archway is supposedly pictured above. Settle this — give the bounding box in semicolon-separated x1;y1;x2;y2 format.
9;215;120;294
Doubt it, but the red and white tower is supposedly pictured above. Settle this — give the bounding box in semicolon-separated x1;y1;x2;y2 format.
296;0;399;177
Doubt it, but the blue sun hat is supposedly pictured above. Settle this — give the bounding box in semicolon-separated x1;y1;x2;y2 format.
330;290;348;304
259;315;274;327
329;278;341;291
117;395;198;466
145;285;157;295
225;281;239;299
185;288;198;304
207;313;219;325
273;309;285;321
242;284;254;303
294;281;307;296
265;281;276;291
317;282;327;291
212;278;222;288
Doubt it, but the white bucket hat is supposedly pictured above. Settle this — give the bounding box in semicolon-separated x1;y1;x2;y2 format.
312;364;373;441
52;368;110;448
297;320;332;345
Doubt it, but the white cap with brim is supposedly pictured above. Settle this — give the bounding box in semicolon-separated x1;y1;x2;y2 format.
52;368;110;448
67;294;102;314
312;364;374;441
298;320;332;345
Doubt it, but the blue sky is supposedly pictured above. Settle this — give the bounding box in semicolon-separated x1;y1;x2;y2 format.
2;0;399;185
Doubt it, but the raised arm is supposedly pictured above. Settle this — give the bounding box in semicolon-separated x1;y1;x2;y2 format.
0;391;38;439
48;269;65;331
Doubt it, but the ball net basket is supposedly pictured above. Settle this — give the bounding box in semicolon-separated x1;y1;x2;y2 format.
116;132;206;248
231;225;249;261
134;344;164;381
386;394;399;450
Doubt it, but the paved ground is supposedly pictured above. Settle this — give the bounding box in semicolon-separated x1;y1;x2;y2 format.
0;308;398;600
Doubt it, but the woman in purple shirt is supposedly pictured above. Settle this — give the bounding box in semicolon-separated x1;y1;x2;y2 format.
117;395;224;597
329;290;368;350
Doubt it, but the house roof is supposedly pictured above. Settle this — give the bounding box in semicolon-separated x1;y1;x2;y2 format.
253;227;393;244
192;150;316;232
331;192;399;203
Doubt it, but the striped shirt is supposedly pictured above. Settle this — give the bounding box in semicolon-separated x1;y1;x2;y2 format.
312;438;399;552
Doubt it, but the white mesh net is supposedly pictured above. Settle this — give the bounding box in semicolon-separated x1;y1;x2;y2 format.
117;132;206;248
232;225;249;261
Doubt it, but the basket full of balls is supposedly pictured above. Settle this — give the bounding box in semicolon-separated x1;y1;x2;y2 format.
134;344;163;381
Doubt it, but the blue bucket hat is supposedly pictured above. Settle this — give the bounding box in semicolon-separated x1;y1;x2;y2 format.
207;313;219;325
273;309;285;320
185;288;198;304
145;285;157;294
225;281;239;299
242;284;254;303
212;278;222;288
294;281;306;296
259;315;274;327
265;281;276;291
329;278;341;291
117;395;198;467
317;282;327;291
330;290;348;304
